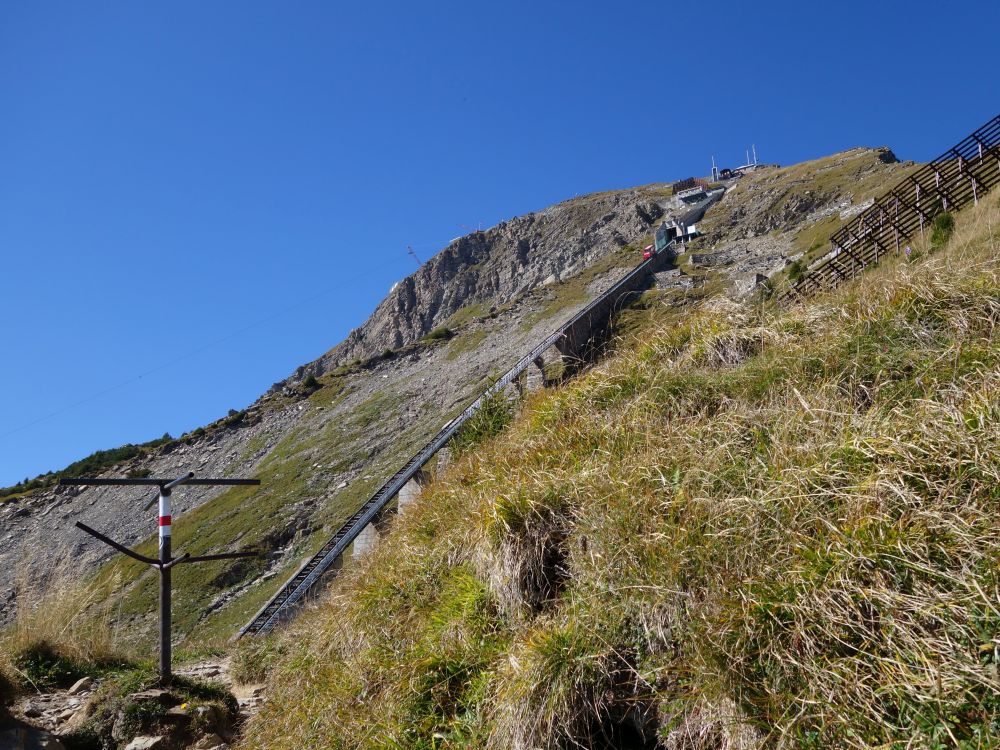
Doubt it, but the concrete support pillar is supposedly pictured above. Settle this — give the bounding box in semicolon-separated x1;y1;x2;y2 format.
351;509;395;562
352;524;379;561
398;469;431;515
522;356;545;394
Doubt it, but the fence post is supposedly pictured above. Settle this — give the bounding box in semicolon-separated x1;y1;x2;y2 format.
894;198;900;252
917;183;924;235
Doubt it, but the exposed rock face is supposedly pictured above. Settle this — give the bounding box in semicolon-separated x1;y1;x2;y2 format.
701;147;902;242
691;235;794;279
653;268;694;290
312;190;671;372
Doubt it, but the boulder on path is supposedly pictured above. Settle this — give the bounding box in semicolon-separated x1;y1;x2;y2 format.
192;733;228;749
67;676;94;695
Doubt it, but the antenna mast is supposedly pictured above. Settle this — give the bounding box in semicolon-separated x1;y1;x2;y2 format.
407;246;423;267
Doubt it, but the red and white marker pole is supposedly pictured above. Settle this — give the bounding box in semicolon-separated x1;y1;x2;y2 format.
158;489;172;542
158;486;172;681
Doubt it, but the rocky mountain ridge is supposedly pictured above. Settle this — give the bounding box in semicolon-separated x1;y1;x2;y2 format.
301;189;671;377
0;147;916;645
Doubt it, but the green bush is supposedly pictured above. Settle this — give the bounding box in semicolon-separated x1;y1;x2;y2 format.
423;326;454;343
786;259;805;283
451;391;514;456
931;211;954;248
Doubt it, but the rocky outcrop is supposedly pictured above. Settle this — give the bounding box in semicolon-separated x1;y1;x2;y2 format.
308;190;672;374
691;235;794;278
701;147;902;242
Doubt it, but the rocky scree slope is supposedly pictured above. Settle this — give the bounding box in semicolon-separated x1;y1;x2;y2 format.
0;149;910;648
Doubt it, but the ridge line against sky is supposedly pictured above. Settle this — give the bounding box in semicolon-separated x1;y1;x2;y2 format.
2;0;998;485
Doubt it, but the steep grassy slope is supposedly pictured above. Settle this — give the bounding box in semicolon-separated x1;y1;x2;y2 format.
239;194;1000;749
0;149;913;665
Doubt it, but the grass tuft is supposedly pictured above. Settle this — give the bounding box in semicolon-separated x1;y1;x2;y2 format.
1;554;132;692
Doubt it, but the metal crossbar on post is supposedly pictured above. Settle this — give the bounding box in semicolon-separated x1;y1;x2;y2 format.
62;472;261;684
779;114;1000;304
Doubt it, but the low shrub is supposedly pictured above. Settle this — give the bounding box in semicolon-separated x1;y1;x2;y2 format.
786;258;805;282
931;210;954;248
12;640;132;690
229;636;286;685
451;391;514;456
423;326;454;343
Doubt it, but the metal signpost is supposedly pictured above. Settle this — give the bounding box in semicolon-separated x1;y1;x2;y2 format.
60;472;261;685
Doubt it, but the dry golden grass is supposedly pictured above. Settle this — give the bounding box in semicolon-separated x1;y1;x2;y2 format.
0;551;131;692
238;193;1000;749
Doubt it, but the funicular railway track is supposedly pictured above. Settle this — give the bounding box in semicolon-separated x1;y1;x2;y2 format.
236;245;675;638
781;113;1000;303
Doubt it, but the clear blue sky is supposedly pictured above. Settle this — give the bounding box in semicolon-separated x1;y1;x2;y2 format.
2;0;998;486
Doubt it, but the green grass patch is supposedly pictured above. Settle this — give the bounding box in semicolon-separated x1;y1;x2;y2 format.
445;328;488;361
446;302;491;329
421;326;454;343
450;391;515;456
